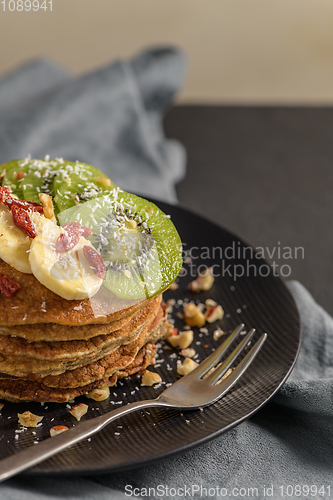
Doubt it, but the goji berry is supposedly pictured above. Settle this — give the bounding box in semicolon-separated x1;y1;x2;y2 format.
0;274;21;297
4;198;44;214
11;205;37;238
62;222;92;238
55;233;71;253
83;245;106;279
55;222;93;253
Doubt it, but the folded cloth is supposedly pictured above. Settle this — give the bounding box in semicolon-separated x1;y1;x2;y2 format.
0;48;186;203
2;280;332;500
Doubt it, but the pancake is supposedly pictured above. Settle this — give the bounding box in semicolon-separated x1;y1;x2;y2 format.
0;342;158;403
0;300;164;377
25;304;168;389
0;296;162;359
0;259;152;326
0;310;138;342
0;317;171;403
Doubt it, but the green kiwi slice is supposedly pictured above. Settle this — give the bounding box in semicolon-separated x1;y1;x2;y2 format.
1;159;35;198
1;158;63;202
53;162;117;213
58;190;183;299
21;160;62;204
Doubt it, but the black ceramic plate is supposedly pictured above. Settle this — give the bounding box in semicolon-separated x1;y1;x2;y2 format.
0;201;301;475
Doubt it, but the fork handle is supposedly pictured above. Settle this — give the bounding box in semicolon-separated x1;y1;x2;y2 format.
0;398;163;483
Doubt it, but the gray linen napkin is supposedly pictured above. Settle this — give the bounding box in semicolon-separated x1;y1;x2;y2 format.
0;48;186;203
1;281;332;500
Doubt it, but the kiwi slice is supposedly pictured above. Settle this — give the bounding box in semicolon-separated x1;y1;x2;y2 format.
1;159;35;198
1;158;62;202
58;191;183;299
53;162;117;213
21;160;62;204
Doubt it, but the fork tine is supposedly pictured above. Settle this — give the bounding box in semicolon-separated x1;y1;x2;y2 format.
205;328;256;385
191;324;244;379
209;333;267;402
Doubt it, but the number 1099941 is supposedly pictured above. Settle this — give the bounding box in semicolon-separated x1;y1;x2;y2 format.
1;0;52;11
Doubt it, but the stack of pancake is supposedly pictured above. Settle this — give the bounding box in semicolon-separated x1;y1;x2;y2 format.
0;259;171;403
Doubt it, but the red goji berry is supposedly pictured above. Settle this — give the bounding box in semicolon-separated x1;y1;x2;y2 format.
11;205;36;238
82;227;93;238
55;222;93;253
0;274;21;297
62;222;93;238
55;233;71;253
82;245;106;279
4;198;44;213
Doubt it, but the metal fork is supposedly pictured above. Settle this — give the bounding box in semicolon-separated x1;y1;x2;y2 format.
0;324;267;482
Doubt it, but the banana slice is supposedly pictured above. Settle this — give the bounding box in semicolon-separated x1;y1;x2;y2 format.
29;214;103;300
0;206;32;274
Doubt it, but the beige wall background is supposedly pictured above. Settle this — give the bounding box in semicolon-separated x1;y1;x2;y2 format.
1;0;333;104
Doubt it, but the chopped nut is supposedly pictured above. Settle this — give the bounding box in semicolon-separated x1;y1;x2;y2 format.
164;325;178;340
188;280;201;293
213;328;225;340
86;386;110;401
205;299;217;307
184;303;206;327
169;282;179;291
15;171;25;180
167;329;194;349
141;370;162;386
50;425;69;437
205;304;224;323
65;176;71;186
93;177;111;187
39;193;55;220
177;358;199;376
184;302;198;317
0;403;4;411
69;403;88;421
148;206;154;213
165;326;178;340
188;267;215;293
17;411;43;428
180;347;196;358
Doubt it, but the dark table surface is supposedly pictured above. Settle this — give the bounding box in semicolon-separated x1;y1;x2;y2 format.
164;105;333;316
